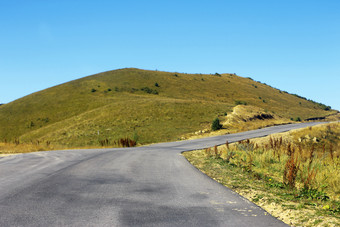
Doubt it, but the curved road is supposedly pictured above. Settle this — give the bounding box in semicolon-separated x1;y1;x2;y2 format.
0;122;323;226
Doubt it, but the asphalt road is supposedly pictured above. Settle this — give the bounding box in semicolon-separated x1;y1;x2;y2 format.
0;122;324;226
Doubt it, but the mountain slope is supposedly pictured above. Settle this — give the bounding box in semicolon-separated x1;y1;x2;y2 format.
0;68;335;147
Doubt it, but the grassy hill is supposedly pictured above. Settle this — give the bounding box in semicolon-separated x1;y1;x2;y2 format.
0;68;336;148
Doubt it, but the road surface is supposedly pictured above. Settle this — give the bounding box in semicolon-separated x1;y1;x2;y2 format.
0;122;324;226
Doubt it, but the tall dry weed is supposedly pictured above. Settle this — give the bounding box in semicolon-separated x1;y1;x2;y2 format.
283;145;300;188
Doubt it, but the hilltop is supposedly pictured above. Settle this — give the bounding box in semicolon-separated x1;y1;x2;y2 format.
0;68;336;148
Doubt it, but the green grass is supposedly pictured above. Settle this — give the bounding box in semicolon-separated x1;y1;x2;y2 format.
0;68;336;148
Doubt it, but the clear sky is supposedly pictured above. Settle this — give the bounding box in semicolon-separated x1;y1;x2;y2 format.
1;0;339;110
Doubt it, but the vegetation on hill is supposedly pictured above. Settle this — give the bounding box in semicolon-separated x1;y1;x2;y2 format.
0;68;336;149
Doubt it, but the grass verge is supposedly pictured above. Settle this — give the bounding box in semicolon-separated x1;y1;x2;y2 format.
183;122;340;226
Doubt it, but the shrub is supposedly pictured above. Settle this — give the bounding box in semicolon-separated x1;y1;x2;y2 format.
322;105;331;111
28;121;35;128
141;87;158;95
154;83;159;87
235;100;247;105
91;88;97;92
211;118;222;131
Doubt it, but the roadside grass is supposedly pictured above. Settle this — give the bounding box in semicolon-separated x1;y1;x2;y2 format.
0;137;138;155
0;142;54;154
184;105;294;140
0;141;107;155
183;122;340;226
0;68;336;150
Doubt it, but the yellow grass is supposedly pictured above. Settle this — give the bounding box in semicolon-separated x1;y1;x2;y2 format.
183;122;340;226
0;68;336;150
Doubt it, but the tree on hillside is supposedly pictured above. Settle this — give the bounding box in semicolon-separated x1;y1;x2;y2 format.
211;118;222;131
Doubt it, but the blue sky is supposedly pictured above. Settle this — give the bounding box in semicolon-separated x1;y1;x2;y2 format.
1;0;339;110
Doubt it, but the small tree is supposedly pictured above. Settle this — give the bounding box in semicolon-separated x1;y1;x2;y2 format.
212;118;222;131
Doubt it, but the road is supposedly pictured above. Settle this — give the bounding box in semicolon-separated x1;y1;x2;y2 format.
0;122;324;226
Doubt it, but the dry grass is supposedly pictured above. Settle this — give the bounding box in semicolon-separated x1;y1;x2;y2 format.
0;142;56;154
183;122;340;226
0;68;335;150
185;105;293;140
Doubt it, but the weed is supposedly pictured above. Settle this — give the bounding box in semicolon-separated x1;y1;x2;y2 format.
283;151;300;188
300;166;317;190
99;138;110;146
133;132;139;143
242;151;254;172
118;138;136;147
214;145;218;158
297;188;329;201
268;181;285;189
225;150;235;163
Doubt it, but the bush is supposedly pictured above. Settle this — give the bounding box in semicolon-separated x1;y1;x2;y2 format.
212;118;222;131
141;87;158;95
235;100;247;105
322;105;331;111
91;88;97;92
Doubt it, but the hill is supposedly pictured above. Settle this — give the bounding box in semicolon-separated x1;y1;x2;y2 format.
0;68;336;148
